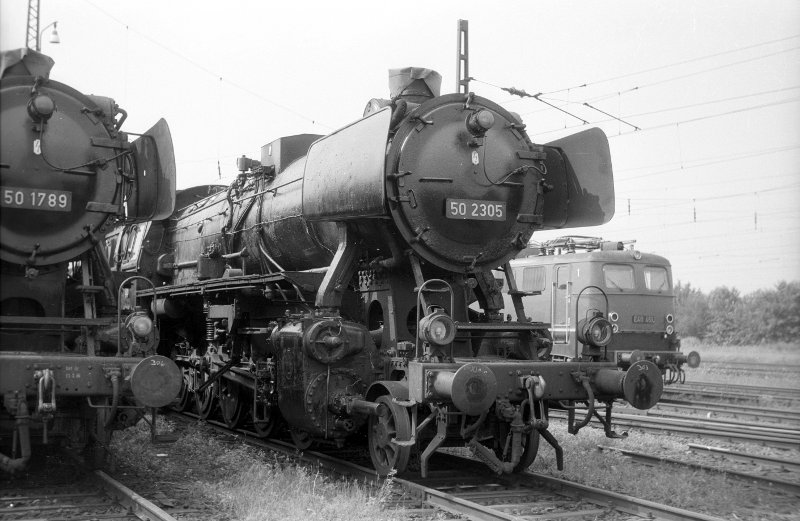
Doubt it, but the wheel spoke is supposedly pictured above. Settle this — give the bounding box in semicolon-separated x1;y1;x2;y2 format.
368;395;411;475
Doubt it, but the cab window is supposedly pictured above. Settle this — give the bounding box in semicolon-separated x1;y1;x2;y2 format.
603;264;635;290
104;235;119;266
522;266;546;293
644;266;669;291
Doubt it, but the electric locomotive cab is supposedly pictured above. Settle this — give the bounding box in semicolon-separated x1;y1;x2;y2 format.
505;237;700;383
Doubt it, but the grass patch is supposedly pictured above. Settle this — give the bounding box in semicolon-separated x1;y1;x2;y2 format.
110;420;409;521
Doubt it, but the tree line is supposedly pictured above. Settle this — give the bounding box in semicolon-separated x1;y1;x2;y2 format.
674;280;800;344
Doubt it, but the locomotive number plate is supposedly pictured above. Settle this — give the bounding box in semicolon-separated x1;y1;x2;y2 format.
1;187;72;212
446;199;505;221
632;314;656;324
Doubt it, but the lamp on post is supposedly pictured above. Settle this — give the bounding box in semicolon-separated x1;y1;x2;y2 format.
36;21;60;51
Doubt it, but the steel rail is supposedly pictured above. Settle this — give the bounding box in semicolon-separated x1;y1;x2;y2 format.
639;407;800;427
672;381;800;395
94;470;178;521
612;411;800;439
598;445;800;495
651;401;800;423
550;410;800;449
687;443;800;472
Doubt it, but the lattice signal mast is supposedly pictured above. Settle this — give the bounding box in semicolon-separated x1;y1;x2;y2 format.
456;19;469;93
26;0;40;50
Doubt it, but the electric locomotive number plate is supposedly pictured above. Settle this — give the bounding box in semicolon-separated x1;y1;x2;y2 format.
632;315;656;324
1;187;72;212
446;198;505;221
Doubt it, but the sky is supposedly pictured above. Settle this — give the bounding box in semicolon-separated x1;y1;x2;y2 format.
2;0;798;294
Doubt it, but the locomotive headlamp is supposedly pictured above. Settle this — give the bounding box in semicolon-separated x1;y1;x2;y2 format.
666;314;674;324
666;324;675;335
577;314;613;347
612;323;619;333
125;310;153;338
28;94;55;122
418;310;456;346
128;314;153;338
466;109;495;136
609;311;619;322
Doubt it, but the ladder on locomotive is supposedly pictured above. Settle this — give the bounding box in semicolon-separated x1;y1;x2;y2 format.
77;251;103;355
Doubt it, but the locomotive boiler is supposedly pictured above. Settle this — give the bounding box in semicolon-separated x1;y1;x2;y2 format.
112;67;663;476
0;48;181;472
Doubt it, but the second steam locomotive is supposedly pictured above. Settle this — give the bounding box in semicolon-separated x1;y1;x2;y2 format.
109;67;663;476
0;48;181;473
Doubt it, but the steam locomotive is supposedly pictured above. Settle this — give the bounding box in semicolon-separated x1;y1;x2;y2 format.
504;236;701;384
0;48;181;473
109;67;663;477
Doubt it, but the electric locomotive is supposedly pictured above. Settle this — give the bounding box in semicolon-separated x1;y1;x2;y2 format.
0;48;181;473
110;67;663;477
504;236;700;383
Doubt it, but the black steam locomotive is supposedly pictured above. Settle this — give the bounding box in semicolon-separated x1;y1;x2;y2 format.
109;67;663;476
0;49;181;473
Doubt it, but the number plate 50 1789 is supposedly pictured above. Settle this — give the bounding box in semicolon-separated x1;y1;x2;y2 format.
446;198;505;221
1;187;72;212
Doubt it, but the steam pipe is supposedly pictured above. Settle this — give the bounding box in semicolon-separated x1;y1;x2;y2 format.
0;400;31;474
104;372;120;428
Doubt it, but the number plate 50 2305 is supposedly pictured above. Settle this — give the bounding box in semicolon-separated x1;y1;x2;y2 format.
445;198;505;221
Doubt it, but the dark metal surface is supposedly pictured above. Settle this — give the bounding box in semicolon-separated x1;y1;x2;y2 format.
129;118;176;221
386;93;541;272
302;107;391;220
0;76;120;265
541;127;615;229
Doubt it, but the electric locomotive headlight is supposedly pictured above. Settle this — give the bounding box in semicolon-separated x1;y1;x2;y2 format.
612;323;619;333
419;311;456;346
609;311;619;322
666;324;675;335
578;314;613;347
666;314;674;324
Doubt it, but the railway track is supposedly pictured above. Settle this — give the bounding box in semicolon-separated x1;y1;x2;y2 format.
647;399;800;425
598;443;800;495
663;381;800;407
697;361;800;375
0;445;178;521
551;409;800;449
164;411;728;521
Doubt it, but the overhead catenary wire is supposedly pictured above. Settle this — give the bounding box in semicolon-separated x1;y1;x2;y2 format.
82;0;333;130
539;34;800;96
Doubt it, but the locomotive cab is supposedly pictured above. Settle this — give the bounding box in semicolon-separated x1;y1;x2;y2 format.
505;236;700;383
